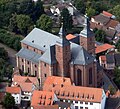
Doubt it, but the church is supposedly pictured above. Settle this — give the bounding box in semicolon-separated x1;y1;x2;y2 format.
16;16;97;88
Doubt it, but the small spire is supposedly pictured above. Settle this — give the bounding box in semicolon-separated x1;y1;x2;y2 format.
84;15;90;30
59;22;66;39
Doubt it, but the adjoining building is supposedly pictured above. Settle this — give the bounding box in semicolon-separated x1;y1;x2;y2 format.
16;16;98;88
43;76;107;109
6;75;39;104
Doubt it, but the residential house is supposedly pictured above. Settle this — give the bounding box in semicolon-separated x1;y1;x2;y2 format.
11;75;39;101
43;76;107;109
90;11;120;42
95;43;115;55
99;53;120;70
16;16;98;88
6;86;21;104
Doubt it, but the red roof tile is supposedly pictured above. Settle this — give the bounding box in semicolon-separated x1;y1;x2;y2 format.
43;76;104;103
13;75;38;86
6;87;21;94
31;90;55;108
66;34;76;40
106;19;119;28
43;84;103;103
102;11;113;17
44;76;72;87
95;43;115;54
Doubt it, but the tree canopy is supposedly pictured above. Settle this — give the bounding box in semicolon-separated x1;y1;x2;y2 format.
60;8;73;30
36;14;53;32
93;28;107;43
3;93;15;109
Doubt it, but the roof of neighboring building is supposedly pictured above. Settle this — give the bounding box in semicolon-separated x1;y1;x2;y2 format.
105;53;120;65
95;43;115;54
31;90;55;108
19;82;34;92
105;98;120;109
13;75;38;86
114;54;120;66
106;54;115;64
12;75;39;92
102;11;113;17
43;76;72;86
106;19;119;29
6;87;21;94
16;48;41;63
92;14;110;25
66;34;76;40
43;83;103;103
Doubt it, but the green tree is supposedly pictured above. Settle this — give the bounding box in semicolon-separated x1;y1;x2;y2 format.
18;0;44;22
9;13;18;33
116;40;120;52
16;14;33;35
108;85;116;95
114;67;120;88
3;93;15;109
36;14;53;32
109;5;120;21
60;8;73;30
74;0;85;14
94;29;107;43
86;7;96;18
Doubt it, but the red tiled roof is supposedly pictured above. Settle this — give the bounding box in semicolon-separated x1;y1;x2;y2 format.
102;11;113;17
44;76;72;87
19;83;33;92
106;19;119;28
43;84;103;103
43;76;104;103
66;34;76;40
6;87;21;94
95;43;115;54
13;75;38;85
31;90;55;108
12;75;39;92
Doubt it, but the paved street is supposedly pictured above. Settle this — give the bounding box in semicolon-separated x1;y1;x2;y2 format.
0;43;17;67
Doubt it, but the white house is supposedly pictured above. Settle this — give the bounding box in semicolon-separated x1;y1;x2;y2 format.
10;75;39;102
6;86;21;104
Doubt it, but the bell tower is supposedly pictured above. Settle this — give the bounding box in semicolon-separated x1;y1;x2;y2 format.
80;15;95;55
55;25;71;77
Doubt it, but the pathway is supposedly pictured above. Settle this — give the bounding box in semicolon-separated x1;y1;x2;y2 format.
0;43;17;67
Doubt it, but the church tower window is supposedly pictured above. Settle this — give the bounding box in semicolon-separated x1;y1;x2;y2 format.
89;68;92;84
77;69;82;86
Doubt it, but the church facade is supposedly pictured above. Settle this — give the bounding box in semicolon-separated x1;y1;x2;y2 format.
16;16;97;87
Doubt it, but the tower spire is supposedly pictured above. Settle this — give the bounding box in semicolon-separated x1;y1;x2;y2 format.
59;22;66;39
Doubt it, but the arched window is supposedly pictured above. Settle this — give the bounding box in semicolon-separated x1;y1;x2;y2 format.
89;68;92;84
77;69;82;86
